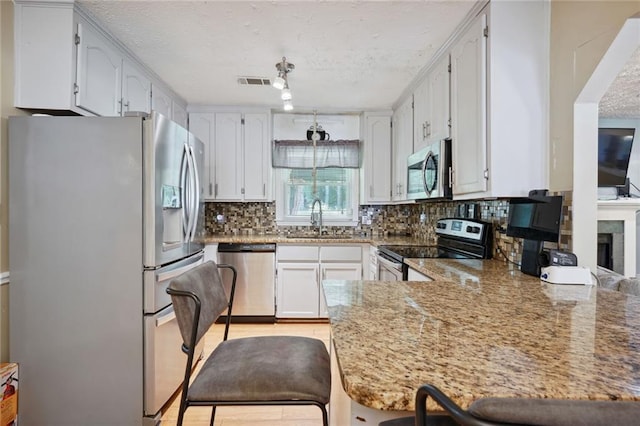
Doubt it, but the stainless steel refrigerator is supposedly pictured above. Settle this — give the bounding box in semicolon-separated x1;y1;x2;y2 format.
9;112;205;425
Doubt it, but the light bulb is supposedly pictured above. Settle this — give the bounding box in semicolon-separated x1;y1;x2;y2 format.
272;75;286;90
281;88;292;101
283;100;294;111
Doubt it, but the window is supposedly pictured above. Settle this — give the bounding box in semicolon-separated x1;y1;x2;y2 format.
276;168;359;225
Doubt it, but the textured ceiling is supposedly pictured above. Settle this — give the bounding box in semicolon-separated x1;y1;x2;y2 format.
77;0;477;111
600;46;640;119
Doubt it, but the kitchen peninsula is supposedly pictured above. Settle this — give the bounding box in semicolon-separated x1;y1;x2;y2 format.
323;258;640;424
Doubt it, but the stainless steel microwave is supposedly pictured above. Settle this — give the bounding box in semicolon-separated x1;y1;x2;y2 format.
407;139;452;200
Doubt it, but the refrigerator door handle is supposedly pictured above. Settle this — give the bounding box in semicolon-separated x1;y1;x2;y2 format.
180;143;190;239
156;253;204;282
184;144;196;242
156;309;176;327
187;145;200;242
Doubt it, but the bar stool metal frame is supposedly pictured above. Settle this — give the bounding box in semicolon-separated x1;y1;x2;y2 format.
380;383;526;426
167;261;330;426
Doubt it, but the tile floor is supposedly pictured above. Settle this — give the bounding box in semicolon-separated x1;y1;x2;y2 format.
160;322;331;426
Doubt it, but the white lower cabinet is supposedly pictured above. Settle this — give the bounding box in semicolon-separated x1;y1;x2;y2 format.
319;263;362;317
276;263;321;318
369;244;378;280
276;244;364;319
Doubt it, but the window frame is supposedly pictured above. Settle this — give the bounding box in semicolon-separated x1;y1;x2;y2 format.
274;168;360;227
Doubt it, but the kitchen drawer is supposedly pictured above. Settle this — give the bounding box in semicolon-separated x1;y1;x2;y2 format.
320;245;362;262
277;245;320;262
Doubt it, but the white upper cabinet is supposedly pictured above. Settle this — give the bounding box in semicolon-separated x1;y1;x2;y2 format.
151;84;172;119
13;1;185;118
215;113;244;200
172;102;188;128
392;97;413;202
413;78;429;152
188;113;215;200
449;1;548;199
242;113;270;200
122;59;151;115
413;54;450;153
360;112;392;204
75;20;122;116
450;13;487;196
189;110;271;202
427;55;451;146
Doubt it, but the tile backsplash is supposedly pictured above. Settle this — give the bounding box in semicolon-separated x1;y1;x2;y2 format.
204;191;573;265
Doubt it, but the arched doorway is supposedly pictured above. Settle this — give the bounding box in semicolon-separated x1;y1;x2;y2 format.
573;13;640;272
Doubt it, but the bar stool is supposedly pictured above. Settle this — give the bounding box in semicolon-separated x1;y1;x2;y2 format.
168;261;331;426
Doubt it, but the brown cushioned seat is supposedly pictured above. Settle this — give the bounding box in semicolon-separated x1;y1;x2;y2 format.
468;397;640;426
188;335;330;403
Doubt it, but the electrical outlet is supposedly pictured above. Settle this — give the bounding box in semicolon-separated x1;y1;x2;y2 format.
361;215;371;225
216;214;225;224
419;213;427;224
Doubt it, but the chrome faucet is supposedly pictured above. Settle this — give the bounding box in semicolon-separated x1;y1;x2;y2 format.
310;198;323;235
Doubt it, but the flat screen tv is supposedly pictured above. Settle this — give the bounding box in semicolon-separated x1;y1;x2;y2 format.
598;128;635;187
506;195;563;243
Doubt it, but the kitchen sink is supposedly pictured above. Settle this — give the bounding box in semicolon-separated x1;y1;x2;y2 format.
285;235;353;240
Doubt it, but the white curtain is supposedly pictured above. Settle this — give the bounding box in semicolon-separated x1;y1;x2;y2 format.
272;139;361;169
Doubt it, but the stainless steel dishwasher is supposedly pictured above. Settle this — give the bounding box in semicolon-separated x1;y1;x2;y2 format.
217;243;276;321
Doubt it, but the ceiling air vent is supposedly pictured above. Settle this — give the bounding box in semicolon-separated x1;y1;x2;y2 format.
237;77;271;86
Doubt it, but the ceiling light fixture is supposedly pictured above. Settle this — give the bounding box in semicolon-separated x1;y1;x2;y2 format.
272;73;286;90
281;82;292;101
273;56;295;110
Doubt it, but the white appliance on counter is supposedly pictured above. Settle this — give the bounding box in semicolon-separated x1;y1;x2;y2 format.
9;112;204;425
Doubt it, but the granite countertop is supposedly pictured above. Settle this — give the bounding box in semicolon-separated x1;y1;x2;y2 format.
203;233;430;246
322;258;640;412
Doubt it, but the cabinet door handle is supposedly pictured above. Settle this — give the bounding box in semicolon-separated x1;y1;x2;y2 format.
209;182;213;196
426;121;431;137
263;183;266;196
422;122;427;139
215;183;218;197
124;100;130;111
370;185;373;198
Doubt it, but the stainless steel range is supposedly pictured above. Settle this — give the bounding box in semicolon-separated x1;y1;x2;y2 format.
377;218;493;280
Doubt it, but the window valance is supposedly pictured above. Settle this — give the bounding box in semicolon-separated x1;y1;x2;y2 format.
272;139;361;169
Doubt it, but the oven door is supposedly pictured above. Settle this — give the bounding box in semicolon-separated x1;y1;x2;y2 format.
377;253;404;281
